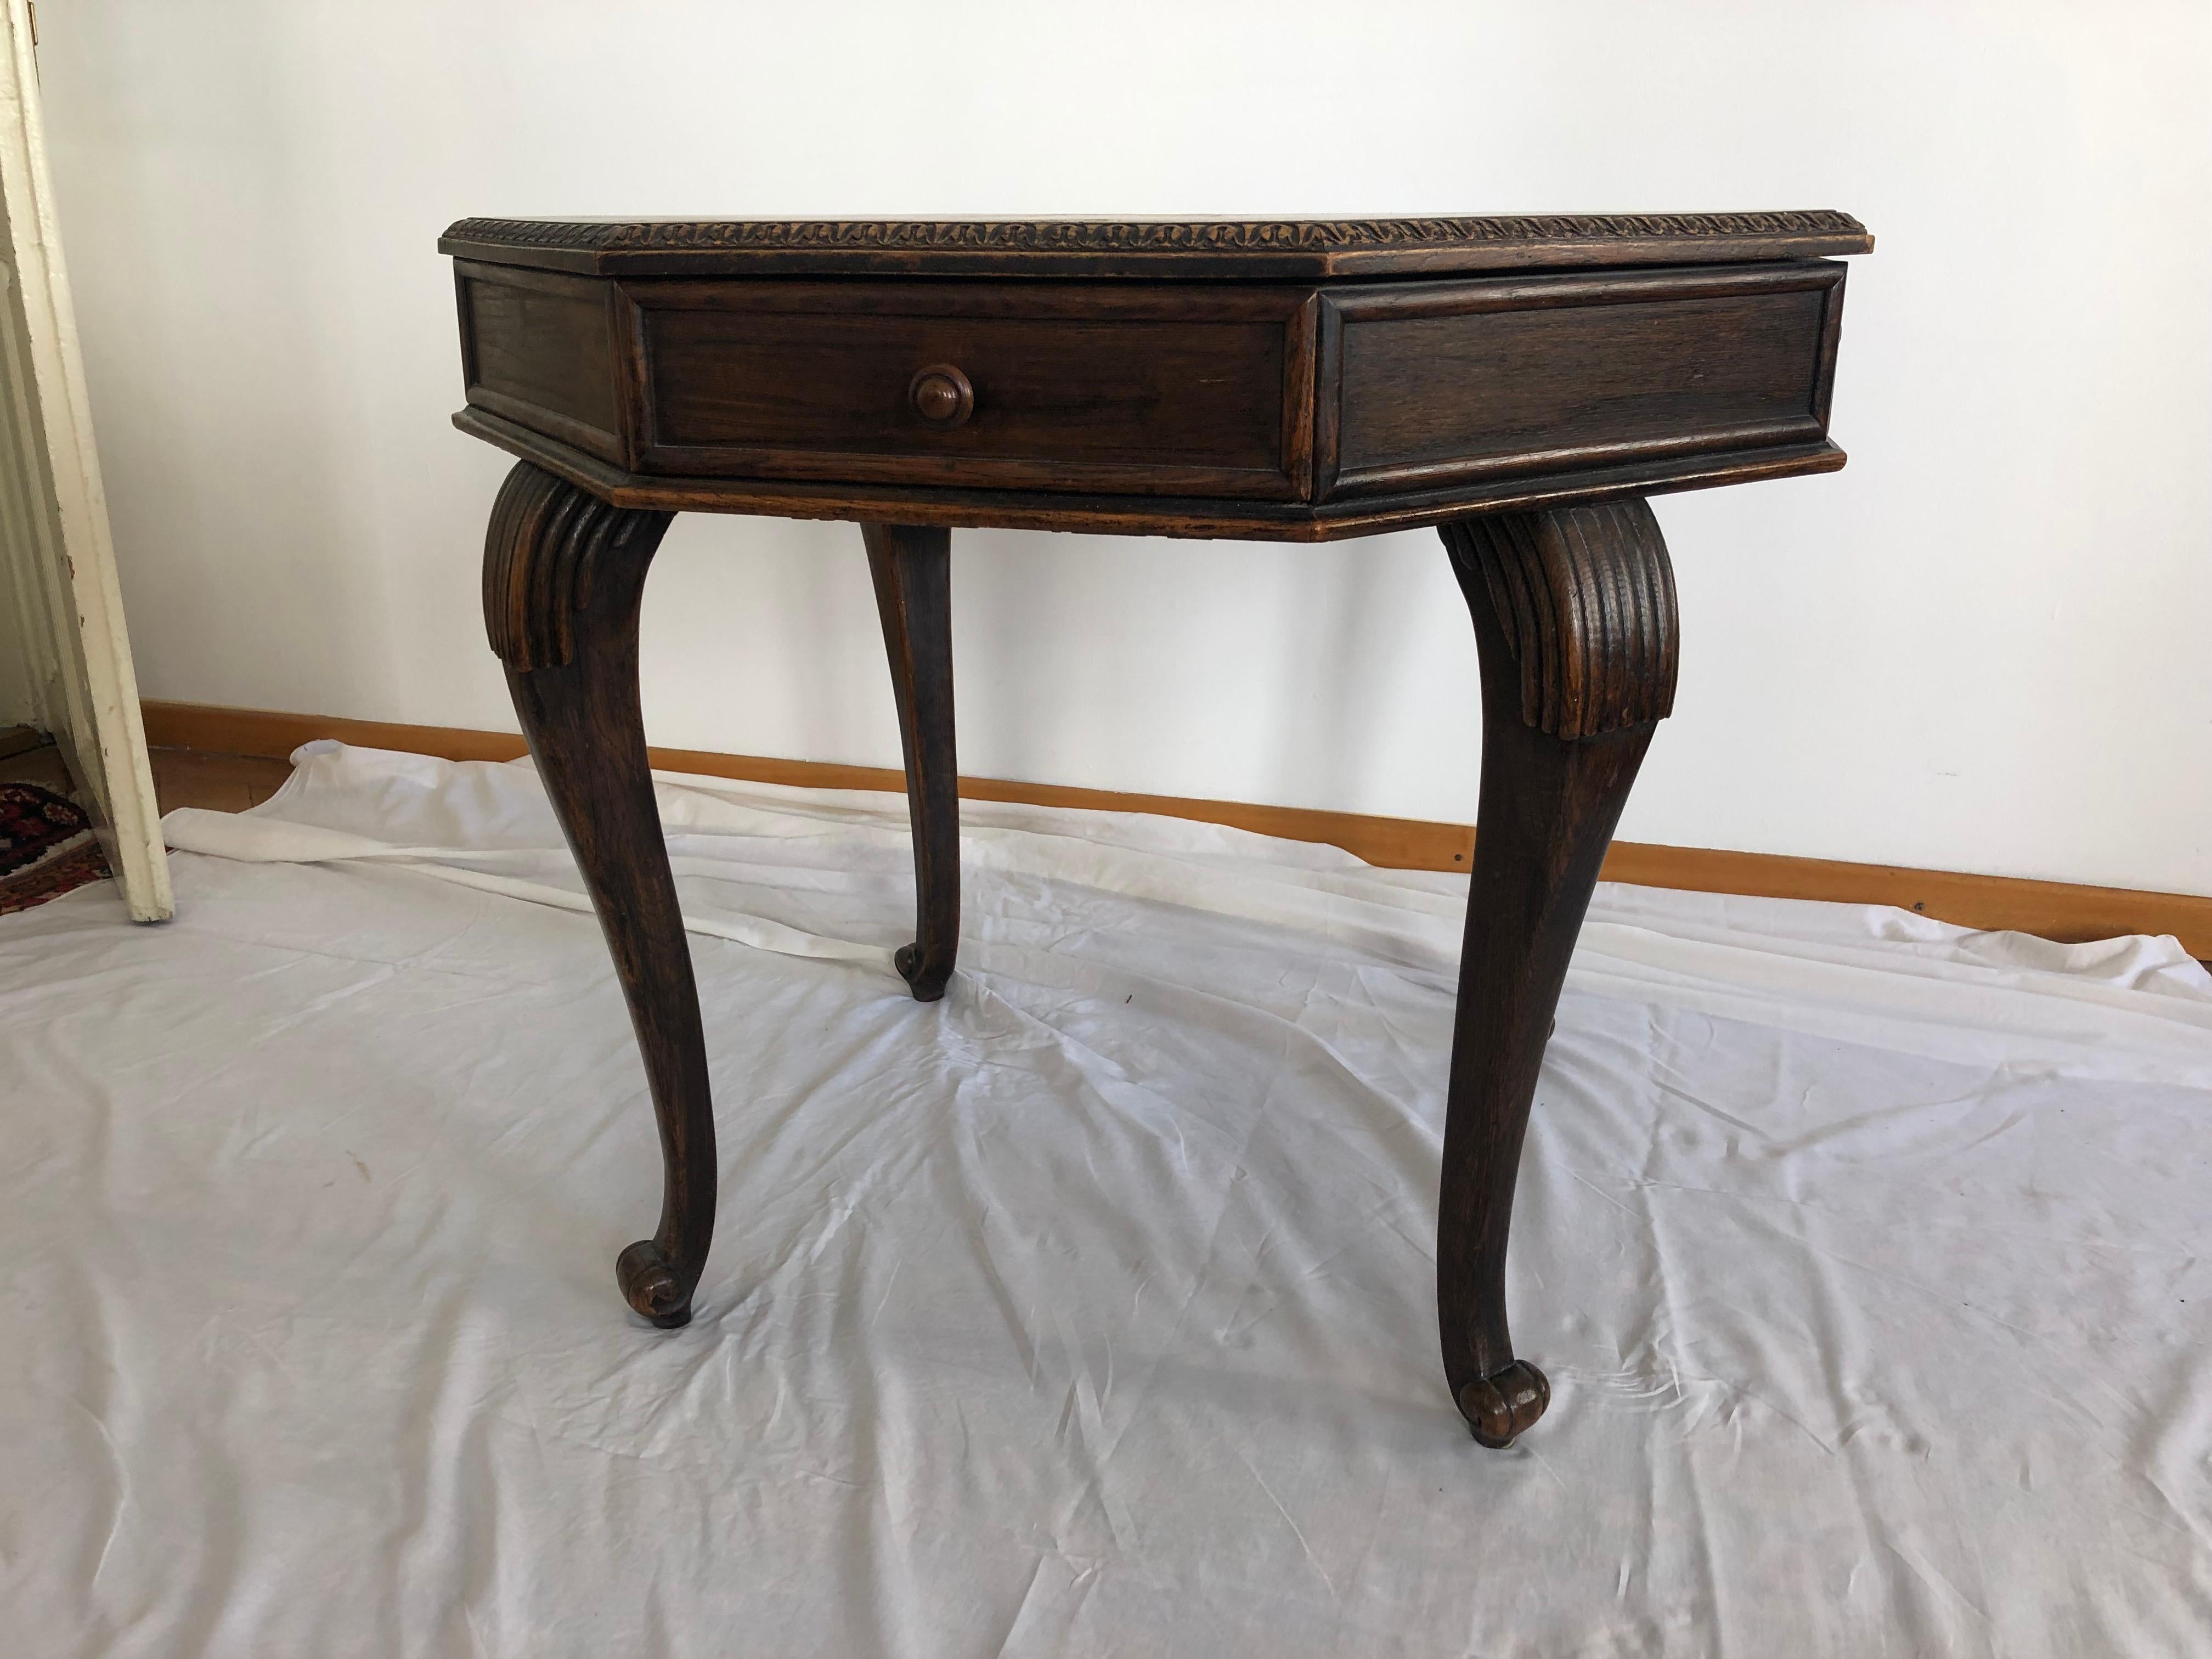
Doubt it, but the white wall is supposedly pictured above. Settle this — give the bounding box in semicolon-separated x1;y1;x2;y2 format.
33;0;2212;895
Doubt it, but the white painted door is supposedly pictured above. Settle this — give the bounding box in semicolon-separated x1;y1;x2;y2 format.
0;0;169;921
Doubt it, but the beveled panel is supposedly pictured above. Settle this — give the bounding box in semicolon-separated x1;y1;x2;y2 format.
1321;263;1844;499
455;262;624;465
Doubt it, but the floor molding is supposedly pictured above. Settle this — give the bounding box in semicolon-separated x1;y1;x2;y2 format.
142;698;2212;956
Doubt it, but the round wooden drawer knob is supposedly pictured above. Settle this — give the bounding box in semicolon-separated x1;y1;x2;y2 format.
908;363;974;428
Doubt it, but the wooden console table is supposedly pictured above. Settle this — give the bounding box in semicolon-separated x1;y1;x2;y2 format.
441;211;1871;1446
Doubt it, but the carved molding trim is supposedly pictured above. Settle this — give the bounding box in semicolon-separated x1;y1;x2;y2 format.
482;462;672;672
1444;500;1679;740
444;210;1866;257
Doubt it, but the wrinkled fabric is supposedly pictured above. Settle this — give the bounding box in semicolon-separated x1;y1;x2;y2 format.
5;740;2211;1657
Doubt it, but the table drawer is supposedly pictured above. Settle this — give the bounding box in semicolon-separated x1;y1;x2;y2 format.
619;280;1314;499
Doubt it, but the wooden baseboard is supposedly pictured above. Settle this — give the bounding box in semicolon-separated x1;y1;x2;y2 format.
140;698;2212;956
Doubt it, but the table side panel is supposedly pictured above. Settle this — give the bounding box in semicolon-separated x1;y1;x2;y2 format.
1319;262;1846;500
454;262;629;467
620;280;1313;499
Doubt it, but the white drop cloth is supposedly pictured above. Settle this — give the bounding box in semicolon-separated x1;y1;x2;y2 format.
5;741;2212;1656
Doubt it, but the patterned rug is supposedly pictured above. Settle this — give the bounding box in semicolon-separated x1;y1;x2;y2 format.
0;781;110;915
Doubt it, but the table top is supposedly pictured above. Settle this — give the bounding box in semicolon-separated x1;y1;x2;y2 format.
440;210;1872;281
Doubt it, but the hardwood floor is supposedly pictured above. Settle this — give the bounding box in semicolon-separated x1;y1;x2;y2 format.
0;730;292;816
148;748;292;814
0;730;71;797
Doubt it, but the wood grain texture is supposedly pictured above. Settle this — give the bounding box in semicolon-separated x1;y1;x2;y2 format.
439;210;1872;279
1322;264;1841;499
1434;499;1679;1443
455;262;625;465
624;279;1309;499
863;524;961;1001
142;698;2212;956
481;461;713;1330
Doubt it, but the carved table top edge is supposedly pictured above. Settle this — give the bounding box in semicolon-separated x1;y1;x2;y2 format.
439;210;1873;279
454;407;1846;541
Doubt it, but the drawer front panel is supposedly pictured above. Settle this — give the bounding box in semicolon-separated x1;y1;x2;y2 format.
625;282;1313;498
1322;263;1844;499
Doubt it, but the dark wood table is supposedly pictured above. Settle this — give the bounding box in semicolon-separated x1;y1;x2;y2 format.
441;211;1871;1446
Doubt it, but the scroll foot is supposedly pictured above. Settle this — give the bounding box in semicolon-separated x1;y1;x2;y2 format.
617;1240;693;1328
1457;1361;1551;1448
894;941;951;1003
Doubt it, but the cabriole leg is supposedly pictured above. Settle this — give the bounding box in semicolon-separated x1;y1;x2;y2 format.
483;460;713;1327
1436;499;1679;1445
862;523;960;1002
